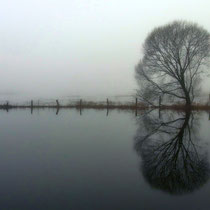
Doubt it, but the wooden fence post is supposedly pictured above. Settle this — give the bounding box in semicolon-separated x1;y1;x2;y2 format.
6;101;9;112
56;99;60;107
159;96;162;107
79;99;82;115
106;98;109;116
159;96;162;119
31;100;33;114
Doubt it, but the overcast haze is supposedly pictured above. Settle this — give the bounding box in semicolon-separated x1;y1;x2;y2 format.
1;0;210;101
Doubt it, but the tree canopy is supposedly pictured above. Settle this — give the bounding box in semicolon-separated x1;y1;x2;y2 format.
135;21;210;106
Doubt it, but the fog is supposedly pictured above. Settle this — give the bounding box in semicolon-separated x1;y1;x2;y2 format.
1;0;210;102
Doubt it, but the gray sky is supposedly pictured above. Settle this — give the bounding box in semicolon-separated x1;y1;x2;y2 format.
1;0;210;100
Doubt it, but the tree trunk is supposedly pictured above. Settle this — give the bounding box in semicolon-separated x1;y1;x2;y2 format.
185;93;191;107
181;80;191;107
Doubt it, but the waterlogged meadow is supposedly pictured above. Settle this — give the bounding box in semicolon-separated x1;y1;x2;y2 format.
0;109;210;210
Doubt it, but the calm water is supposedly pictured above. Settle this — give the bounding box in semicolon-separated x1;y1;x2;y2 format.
0;109;210;210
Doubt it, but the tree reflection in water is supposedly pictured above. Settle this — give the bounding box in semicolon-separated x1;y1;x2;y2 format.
134;110;210;195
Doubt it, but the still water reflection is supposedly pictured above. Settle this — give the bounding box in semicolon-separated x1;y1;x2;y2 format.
0;109;210;210
135;110;209;195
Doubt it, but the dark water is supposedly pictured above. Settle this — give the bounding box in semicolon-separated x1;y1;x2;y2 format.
0;109;210;210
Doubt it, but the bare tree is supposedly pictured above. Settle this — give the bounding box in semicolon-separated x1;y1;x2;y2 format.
135;21;210;106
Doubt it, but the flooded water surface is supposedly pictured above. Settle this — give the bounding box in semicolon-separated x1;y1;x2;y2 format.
0;109;210;210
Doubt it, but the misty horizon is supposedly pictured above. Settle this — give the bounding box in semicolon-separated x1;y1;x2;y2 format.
1;0;210;102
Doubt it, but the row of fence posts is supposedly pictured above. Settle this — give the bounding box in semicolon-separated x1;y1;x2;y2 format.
8;95;210;121
3;97;154;108
2;97;149;116
4;96;210;120
28;98;141;116
5;94;210;110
